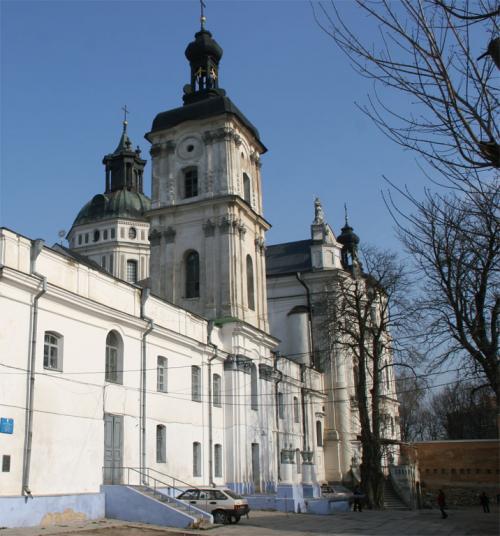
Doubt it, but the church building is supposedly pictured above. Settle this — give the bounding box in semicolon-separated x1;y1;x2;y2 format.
0;16;401;529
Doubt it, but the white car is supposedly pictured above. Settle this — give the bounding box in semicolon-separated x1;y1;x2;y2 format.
177;487;250;524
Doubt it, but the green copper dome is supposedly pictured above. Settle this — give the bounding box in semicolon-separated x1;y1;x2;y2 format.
73;190;151;226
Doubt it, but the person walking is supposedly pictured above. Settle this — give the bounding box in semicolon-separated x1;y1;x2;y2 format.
479;492;490;513
437;489;448;519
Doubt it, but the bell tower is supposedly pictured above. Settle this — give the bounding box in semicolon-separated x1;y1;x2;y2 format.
145;21;270;331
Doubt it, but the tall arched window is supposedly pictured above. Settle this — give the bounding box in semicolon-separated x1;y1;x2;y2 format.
213;374;222;407
183;168;198;198
250;364;258;410
316;420;323;447
126;259;138;283
192;365;201;402
185;251;200;298
214;444;222;478
246;255;255;310
105;331;123;384
193;442;201;477
243;173;251;204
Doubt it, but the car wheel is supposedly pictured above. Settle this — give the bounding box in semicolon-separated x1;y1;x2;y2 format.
213;510;227;524
233;515;241;524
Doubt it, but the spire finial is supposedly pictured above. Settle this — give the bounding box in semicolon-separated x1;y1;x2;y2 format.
344;203;349;226
200;0;206;30
121;105;130;132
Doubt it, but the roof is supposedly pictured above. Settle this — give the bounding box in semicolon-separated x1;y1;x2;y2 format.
266;239;312;276
72;190;151;227
147;95;266;151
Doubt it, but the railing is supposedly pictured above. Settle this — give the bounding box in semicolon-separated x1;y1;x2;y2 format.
102;466;207;519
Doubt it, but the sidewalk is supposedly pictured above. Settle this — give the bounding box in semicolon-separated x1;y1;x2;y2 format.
1;507;498;536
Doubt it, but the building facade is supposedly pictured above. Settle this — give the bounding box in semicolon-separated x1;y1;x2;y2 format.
0;21;399;528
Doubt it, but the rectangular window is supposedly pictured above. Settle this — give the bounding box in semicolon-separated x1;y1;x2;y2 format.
103;229;108;240
2;455;10;472
192;366;201;402
214;444;222;478
213;374;221;407
78;234;82;245
85;233;89;244
157;356;168;393
184;169;198;198
43;332;62;370
126;260;138;283
111;228;116;239
156;425;166;463
278;392;284;419
193;442;201;477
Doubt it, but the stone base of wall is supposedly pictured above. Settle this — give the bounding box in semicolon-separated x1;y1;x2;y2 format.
0;492;104;528
421;485;498;508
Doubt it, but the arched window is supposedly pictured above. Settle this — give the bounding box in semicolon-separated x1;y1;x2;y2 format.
293;397;300;423
156;425;166;463
278;392;284;419
214;444;222;478
296;449;302;472
192;365;201;402
246;255;255;311
316;420;323;447
185;251;200;298
126;259;138;283
193;442;201;477
44;331;63;370
213;374;222;407
105;331;123;384
243;173;251;204
184;168;198;198
250;364;258;410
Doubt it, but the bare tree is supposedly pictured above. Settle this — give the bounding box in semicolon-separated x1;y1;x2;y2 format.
314;0;500;408
322;247;410;508
395;371;429;442
313;0;500;187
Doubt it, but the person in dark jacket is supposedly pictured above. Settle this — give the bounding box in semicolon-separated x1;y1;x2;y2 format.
437;489;448;519
353;486;363;512
480;492;490;513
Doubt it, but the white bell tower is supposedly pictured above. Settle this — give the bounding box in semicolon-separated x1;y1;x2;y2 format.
145;25;269;331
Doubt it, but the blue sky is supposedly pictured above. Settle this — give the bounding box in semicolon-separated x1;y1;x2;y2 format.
1;0;424;251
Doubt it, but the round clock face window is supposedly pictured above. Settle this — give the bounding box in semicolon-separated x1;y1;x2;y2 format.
178;136;202;160
128;227;137;240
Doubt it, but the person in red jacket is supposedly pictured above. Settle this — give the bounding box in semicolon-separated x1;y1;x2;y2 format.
437;489;448;519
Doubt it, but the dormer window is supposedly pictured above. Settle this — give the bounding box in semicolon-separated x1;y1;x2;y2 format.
184;168;198;199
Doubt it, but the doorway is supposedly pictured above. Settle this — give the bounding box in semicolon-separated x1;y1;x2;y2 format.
103;414;123;484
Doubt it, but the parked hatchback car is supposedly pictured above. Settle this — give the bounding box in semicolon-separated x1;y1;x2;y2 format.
177;488;250;524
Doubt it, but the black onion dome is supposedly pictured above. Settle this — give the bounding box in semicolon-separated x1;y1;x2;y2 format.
337;223;360;247
73;190;151;226
185;29;223;63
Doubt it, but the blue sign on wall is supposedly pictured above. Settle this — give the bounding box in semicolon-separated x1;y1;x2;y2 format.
0;418;14;434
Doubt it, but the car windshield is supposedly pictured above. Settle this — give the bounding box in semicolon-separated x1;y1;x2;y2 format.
223;489;244;499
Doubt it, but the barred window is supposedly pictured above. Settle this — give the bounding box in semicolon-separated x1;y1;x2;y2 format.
105;331;123;384
157;356;168;393
127;260;138;283
213;374;221;407
192;365;201;402
44;332;63;370
214;444;222;478
156;425;166;463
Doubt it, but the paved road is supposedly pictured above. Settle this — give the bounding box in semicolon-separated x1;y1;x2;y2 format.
1;508;498;536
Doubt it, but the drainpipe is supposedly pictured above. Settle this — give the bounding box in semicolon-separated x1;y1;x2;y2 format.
295;272;316;369
207;320;218;487
140;287;154;481
22;239;47;497
274;351;282;482
300;365;308;452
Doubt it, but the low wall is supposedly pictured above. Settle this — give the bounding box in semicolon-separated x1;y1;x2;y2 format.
0;492;104;528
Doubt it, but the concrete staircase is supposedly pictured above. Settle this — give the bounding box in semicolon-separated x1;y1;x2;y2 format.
383;479;409;510
103;484;212;529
